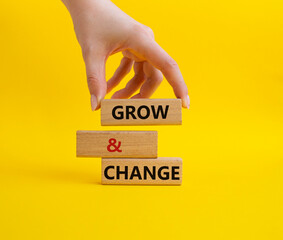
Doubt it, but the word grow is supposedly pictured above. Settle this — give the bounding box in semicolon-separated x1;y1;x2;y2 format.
112;105;170;120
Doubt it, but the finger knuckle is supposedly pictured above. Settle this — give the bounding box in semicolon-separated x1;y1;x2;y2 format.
144;26;154;38
132;23;154;39
155;72;164;83
87;74;100;85
161;57;179;72
132;23;144;34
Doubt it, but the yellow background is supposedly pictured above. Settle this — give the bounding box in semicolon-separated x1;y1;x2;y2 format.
0;0;282;239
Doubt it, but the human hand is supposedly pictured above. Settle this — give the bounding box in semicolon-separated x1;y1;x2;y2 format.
62;0;190;110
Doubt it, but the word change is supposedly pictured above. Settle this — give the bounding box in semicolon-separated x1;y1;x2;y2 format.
101;157;182;185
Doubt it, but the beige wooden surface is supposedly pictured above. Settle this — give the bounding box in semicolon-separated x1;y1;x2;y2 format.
101;99;182;126
101;157;182;185
76;131;157;158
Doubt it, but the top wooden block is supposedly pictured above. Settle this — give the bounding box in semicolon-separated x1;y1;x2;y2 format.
101;99;182;126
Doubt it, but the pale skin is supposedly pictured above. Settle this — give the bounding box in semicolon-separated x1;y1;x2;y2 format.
62;0;190;110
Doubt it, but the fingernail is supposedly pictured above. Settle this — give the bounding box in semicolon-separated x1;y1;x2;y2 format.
91;94;97;111
185;95;190;109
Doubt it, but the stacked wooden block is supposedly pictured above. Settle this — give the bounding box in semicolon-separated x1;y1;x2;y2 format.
76;99;183;185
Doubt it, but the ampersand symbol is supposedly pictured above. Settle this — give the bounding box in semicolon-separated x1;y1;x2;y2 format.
107;138;122;152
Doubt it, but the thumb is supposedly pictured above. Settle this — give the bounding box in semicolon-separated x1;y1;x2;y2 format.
83;51;107;111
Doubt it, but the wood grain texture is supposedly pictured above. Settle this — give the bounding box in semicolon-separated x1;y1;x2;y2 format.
76;131;157;158
101;99;182;126
101;157;182;185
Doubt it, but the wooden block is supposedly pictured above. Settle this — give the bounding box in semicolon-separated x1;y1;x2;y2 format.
101;99;182;126
101;157;182;185
76;131;157;158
